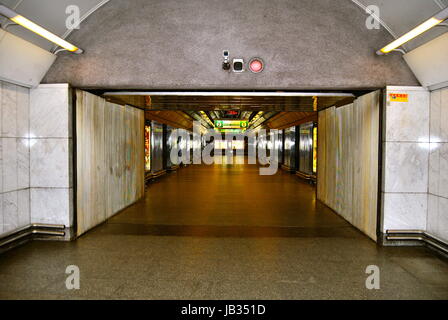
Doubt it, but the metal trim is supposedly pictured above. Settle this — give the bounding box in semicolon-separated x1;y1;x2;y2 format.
0;224;66;250
386;230;448;255
104;91;355;98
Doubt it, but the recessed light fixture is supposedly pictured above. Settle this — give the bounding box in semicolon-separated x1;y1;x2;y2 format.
0;4;83;54
377;7;448;55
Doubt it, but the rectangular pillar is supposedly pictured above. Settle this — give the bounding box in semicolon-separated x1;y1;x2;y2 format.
29;84;73;236
381;86;430;233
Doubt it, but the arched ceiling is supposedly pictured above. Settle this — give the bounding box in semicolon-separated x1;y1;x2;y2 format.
2;0;447;89
0;0;110;51
353;0;448;51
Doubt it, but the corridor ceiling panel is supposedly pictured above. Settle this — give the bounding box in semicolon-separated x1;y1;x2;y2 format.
103;93;354;112
145;110;193;130
266;112;317;130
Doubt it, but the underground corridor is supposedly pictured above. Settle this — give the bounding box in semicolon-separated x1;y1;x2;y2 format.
1;90;448;300
1;0;448;303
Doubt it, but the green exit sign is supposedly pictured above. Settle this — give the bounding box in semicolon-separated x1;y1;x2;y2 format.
214;120;248;129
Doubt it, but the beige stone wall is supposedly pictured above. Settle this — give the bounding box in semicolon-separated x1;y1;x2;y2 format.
76;90;145;236
317;91;380;241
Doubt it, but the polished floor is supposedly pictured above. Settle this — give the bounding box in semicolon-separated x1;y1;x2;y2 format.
0;162;447;299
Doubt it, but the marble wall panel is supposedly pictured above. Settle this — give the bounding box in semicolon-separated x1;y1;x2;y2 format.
76;90;145;236
383;193;427;230
383;142;429;193
384;88;429;143
27;84;73;229
1;81;75;236
0;139;2;194
317;91;380;241
0;194;3;234
30;139;71;188
381;87;431;233
1;82;29;138
30;84;71;138
427;87;448;243
2;189;30;234
0;81;31;237
30;188;72;226
430;88;448;143
427;194;448;241
429;143;448;199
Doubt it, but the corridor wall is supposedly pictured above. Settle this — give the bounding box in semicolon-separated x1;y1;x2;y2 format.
428;86;448;243
76;90;145;236
150;121;164;173
0;81;31;236
317;91;380;241
427;88;448;243
283;126;297;171
0;82;73;238
381;87;430;235
298;122;314;175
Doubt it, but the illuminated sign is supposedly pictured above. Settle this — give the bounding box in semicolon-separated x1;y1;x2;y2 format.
215;128;244;133
313;126;317;173
214;120;248;130
145;125;151;171
215;140;245;150
389;93;408;102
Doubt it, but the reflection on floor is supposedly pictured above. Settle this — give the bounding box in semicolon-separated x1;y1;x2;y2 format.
0;163;447;299
109;161;351;233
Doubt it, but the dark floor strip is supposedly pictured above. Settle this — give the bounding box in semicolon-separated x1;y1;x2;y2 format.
96;223;364;238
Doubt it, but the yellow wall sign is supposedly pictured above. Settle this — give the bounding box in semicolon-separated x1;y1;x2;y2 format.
389;93;408;102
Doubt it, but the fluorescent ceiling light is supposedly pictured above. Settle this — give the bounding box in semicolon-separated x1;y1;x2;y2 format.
377;7;448;55
0;5;83;54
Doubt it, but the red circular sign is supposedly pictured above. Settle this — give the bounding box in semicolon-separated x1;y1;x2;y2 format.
249;58;264;73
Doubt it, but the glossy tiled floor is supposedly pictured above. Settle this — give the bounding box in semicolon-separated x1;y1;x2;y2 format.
0;163;447;299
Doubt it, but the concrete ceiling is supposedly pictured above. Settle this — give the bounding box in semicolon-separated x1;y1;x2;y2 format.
1;0;446;54
2;0;447;89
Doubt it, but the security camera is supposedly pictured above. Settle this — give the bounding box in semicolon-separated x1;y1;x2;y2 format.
222;50;230;71
233;58;244;72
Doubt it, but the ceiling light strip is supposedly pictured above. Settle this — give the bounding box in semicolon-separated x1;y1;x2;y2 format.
0;4;83;53
377;7;448;55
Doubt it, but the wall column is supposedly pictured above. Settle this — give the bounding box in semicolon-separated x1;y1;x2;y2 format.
0;81;30;235
29;84;74;238
381;86;430;234
428;87;448;242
